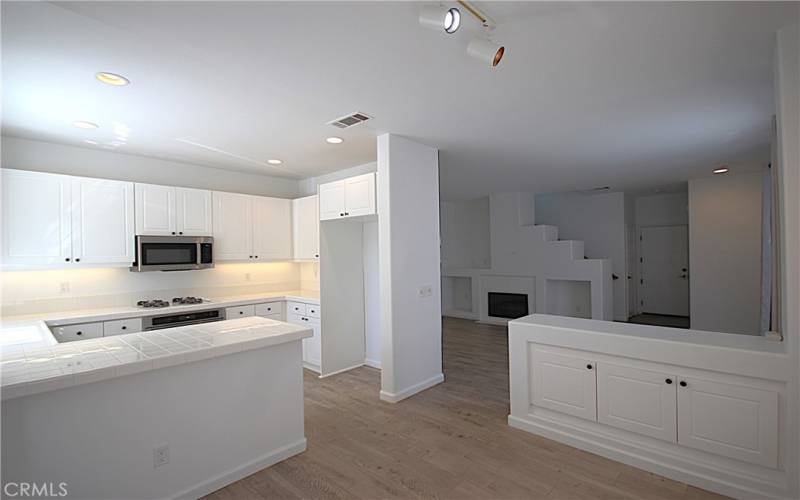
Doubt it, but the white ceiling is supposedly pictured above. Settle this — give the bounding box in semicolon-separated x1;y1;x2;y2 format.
2;1;796;199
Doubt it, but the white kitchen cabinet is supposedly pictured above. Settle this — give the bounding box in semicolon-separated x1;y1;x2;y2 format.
103;318;142;336
289;312;320;371
255;302;284;319
51;322;104;342
136;184;212;236
135;183;175;235
212;191;253;261
175;187;213;236
318;172;376;221
531;347;597;421
1;170;133;269
252;196;292;260
213;191;292;261
677;376;778;468
1;169;72;267
225;305;256;318
292;195;319;260
71;177;135;265
597;363;677;442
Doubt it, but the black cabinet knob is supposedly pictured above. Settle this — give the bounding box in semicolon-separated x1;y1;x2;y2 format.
679;381;687;387
340;213;344;217
586;364;593;370
179;231;183;235
171;232;176;235
239;311;243;315
121;326;127;330
65;258;70;262
315;254;319;258
249;255;253;259
75;258;80;262
665;378;672;384
76;331;82;336
255;255;258;259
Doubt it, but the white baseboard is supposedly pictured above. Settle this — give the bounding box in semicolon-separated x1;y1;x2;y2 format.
319;362;364;378
508;415;788;500
380;373;444;403
172;438;307;500
302;361;320;373
364;358;382;369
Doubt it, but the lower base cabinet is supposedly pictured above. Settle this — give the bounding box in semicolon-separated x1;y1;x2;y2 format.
288;312;320;371
529;345;780;468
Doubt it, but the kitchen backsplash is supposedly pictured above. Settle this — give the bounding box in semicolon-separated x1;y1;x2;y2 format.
0;262;303;316
300;262;320;292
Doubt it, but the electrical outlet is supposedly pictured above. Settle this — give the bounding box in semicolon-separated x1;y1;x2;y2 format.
418;285;433;298
244;273;251;282
59;282;70;293
153;444;169;468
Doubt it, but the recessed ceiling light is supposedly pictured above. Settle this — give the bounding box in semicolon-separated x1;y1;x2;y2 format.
326;136;344;144
713;167;729;174
73;120;99;129
267;159;283;165
96;72;130;86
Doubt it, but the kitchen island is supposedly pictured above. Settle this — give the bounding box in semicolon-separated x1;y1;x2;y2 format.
1;316;312;499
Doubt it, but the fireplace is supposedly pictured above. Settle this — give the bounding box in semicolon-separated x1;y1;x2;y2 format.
488;292;529;319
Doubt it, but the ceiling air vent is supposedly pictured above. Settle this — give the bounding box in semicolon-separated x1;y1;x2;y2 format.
327;112;372;129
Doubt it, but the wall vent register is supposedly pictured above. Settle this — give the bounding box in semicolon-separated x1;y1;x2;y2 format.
488;292;529;319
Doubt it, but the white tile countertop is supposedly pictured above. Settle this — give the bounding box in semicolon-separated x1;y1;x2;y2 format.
0;290;320;352
0;316;312;401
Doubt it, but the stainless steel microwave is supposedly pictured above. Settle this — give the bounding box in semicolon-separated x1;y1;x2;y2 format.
130;236;214;272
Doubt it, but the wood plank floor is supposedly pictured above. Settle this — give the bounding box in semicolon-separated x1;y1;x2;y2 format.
206;317;727;500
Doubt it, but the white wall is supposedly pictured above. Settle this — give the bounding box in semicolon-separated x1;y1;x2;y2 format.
1;136;300;198
377;134;443;402
363;221;381;368
536;191;627;321
635;192;689;227
0;262;301;315
689;172;763;335
440;198;491;269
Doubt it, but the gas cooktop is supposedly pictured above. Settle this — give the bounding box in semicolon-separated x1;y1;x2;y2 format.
136;297;209;308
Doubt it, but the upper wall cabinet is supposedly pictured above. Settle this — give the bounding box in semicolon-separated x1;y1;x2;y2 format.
318;172;376;221
135;183;212;236
1;169;134;268
212;191;292;261
292;195;319;260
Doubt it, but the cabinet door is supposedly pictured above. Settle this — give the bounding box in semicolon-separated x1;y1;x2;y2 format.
212;192;252;261
305;317;321;370
597;363;677;442
292;195;319;259
175;187;212;236
1;169;72;267
71;177;135;265
677;377;778;468
134;183;176;235
344;173;376;217
225;305;255;318
252;196;292;260
531;348;597;421
318;180;346;220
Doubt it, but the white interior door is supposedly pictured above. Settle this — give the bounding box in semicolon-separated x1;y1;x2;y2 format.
1;169;72;267
175;187;212;236
639;225;689;316
71;178;135;265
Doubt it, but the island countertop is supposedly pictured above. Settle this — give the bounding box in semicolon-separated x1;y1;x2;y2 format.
0;316;312;401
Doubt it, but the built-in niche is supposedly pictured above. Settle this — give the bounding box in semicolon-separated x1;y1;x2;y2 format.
441;276;475;319
545;279;591;319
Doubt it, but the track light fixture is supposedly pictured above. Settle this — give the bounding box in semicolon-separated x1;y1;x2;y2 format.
467;37;505;67
419;5;461;34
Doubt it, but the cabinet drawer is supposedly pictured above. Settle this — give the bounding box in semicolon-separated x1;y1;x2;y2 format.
51;322;104;342
225;305;255;318
103;318;142;337
255;302;284;317
287;302;307;316
306;304;321;318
